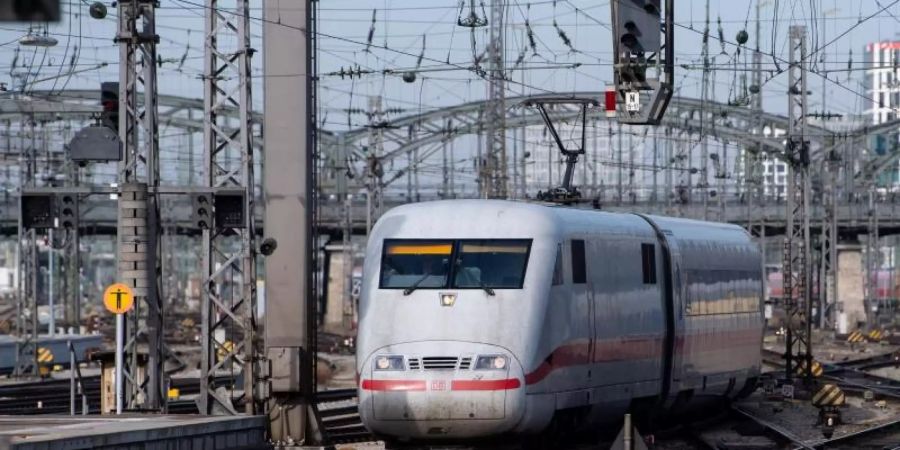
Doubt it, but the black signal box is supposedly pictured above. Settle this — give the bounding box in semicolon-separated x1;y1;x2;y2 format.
21;193;55;229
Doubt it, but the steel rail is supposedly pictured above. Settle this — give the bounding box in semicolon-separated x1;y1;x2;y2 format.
731;404;817;450
795;416;900;450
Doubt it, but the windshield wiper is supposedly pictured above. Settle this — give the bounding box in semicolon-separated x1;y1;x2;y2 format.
403;273;432;296
478;280;495;296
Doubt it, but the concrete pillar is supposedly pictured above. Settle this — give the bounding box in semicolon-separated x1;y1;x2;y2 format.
836;245;866;333
324;247;350;335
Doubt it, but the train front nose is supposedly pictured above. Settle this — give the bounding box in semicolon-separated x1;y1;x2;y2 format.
358;341;525;440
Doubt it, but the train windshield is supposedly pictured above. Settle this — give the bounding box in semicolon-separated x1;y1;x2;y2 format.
379;239;531;290
453;240;531;289
380;241;453;289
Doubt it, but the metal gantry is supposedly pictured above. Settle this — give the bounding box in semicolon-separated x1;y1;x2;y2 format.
819;137;841;329
699;0;711;221
482;0;508;198
63;127;82;330
865;187;880;323
745;7;766;257
783;25;813;384
116;0;164;409
365;96;385;235
199;0;260;415
14;119;37;377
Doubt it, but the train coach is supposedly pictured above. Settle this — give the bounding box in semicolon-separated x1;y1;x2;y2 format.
356;200;764;443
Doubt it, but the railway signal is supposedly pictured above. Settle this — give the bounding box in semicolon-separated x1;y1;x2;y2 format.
191;193;212;230
610;0;673;125
0;1;60;22
57;194;78;230
100;82;120;133
812;383;845;439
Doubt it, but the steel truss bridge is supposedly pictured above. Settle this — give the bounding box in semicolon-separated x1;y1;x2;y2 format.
1;90;898;237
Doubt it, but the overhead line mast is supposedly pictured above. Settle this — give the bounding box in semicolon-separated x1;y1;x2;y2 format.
483;0;509;198
783;25;813;385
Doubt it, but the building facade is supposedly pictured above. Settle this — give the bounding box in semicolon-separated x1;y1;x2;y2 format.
864;41;900;186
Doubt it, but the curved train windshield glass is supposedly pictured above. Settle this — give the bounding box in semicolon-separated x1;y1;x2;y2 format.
453;240;530;288
380;241;453;289
379;239;531;290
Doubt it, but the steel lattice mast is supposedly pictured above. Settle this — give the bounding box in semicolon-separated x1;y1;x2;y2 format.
199;0;260;415
483;0;508;198
819;136;840;329
746;0;766;310
783;25;812;384
14;120;37;377
116;0;164;410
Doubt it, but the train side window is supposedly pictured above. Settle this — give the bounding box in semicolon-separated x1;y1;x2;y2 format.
571;240;586;284
552;244;563;286
641;243;656;284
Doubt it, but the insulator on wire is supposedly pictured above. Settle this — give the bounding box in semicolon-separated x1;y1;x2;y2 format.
365;9;377;53
416;35;426;69
457;0;487;27
554;20;574;52
526;20;538;55
847;49;853;82
717;16;726;54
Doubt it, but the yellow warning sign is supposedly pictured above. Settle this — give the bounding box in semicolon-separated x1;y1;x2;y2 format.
812;383;846;407
847;330;865;344
868;329;885;342
37;347;53;364
217;340;235;362
103;283;134;314
795;359;824;377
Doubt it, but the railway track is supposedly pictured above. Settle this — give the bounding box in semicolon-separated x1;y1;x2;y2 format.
0;375;212;415
733;403;900;449
762;347;900;397
316;388;374;444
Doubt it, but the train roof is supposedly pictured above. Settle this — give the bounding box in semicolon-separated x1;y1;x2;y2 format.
375;199;752;243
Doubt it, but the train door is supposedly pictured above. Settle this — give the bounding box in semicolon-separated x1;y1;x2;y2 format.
661;231;686;402
562;238;593;400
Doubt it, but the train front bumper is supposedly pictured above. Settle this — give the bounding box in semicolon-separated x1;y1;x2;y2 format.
357;341;525;440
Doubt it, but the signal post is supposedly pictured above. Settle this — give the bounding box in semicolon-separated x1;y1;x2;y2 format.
103;283;134;415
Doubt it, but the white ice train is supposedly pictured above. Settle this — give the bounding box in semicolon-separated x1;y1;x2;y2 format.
356;200;763;442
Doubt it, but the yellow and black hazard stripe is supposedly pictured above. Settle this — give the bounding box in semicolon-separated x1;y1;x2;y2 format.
867;329;885;342
216;340;235;362
36;347;53;364
795;359;824;377
812;383;846;407
847;330;865;344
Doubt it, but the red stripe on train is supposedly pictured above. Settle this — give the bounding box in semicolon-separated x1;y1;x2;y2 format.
524;337;659;385
451;378;521;391
361;379;427;391
361;379;521;391
524;328;762;385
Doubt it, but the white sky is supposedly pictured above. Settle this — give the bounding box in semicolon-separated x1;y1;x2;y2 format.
0;0;897;132
1;0;899;194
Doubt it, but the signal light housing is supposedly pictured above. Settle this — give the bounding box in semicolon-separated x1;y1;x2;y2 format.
56;193;78;229
191;193;212;230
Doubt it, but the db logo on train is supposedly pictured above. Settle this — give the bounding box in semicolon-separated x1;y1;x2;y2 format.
430;380;448;391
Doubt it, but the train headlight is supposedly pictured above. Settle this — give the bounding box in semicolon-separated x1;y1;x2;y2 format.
374;355;405;371
475;355;508;370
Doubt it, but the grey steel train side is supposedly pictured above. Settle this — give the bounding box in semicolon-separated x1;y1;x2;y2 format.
356;200;764;440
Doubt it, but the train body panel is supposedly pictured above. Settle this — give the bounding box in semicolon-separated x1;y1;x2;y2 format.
356;200;764;441
648;216;764;402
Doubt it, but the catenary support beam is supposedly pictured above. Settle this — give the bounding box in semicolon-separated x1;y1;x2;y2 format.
199;0;260;416
783;25;812;384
